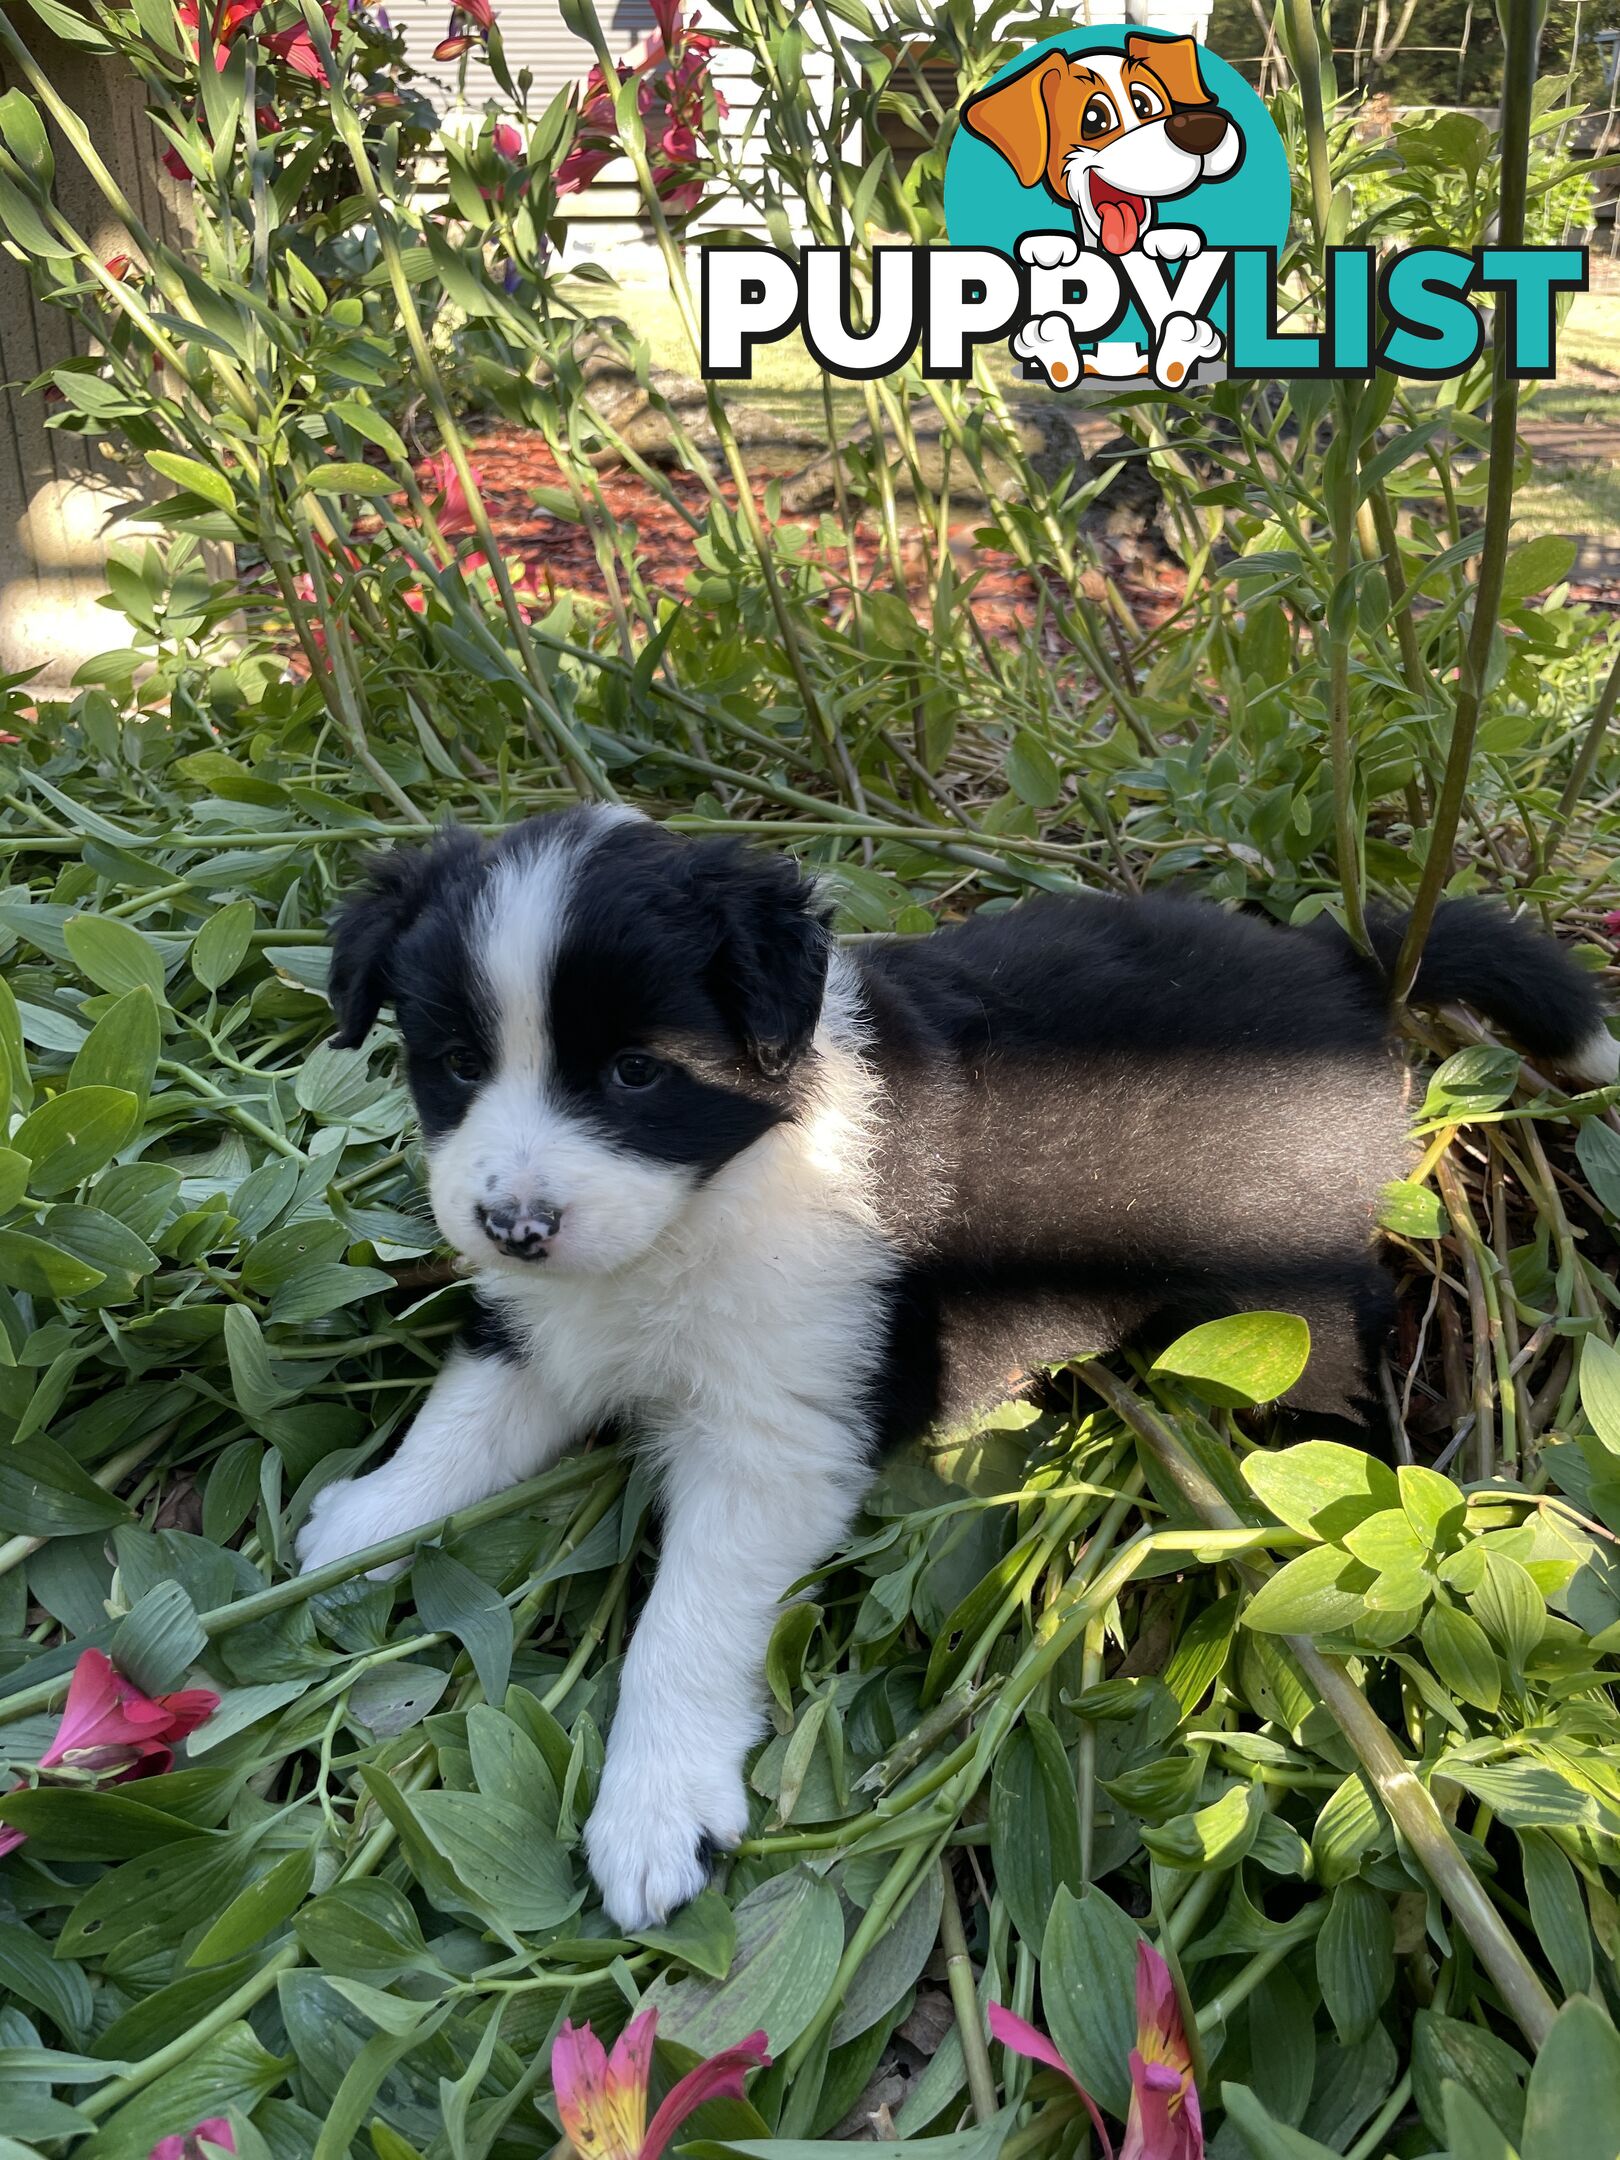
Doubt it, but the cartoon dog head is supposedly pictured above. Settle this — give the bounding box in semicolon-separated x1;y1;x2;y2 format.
963;33;1243;255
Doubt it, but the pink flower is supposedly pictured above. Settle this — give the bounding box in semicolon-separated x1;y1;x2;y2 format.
178;0;263;67
493;121;523;159
149;2120;236;2160
162;144;193;181
551;2007;769;2160
458;0;498;24
0;1650;217;1863
426;452;481;535
434;33;475;58
40;1650;217;1778
990;1940;1203;2160
1603;910;1620;937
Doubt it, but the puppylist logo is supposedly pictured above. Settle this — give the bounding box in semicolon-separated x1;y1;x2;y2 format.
700;23;1586;388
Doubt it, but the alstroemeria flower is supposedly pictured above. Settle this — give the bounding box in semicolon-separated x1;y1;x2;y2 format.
426;451;482;535
1603;910;1620;937
551;2006;769;2160
990;1939;1203;2160
0;1650;218;1861
150;2119;236;2160
178;0;263;67
41;1650;217;1777
492;121;523;160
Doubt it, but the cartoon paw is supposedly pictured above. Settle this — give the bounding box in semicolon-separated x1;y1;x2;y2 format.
1140;226;1204;263
1012;311;1082;390
1152;311;1222;389
1017;231;1082;271
585;1736;750;1932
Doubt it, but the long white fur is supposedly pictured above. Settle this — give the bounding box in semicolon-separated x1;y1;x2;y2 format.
297;817;889;1929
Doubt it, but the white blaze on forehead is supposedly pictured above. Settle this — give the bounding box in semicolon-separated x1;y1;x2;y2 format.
473;806;642;1079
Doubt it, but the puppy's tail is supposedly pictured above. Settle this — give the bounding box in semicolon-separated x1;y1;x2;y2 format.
1366;899;1618;1087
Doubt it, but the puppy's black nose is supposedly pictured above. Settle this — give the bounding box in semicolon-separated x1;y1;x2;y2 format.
476;1200;562;1260
1166;108;1229;156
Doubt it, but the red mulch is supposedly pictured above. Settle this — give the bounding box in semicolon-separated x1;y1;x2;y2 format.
458;428;1189;651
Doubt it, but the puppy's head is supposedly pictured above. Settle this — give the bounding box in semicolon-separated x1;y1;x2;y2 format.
963;35;1244;253
329;808;832;1277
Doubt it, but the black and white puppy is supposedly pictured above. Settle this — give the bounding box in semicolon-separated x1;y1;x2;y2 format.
297;807;1617;1929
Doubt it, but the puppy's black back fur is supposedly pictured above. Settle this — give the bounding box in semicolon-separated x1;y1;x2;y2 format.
851;894;1606;1446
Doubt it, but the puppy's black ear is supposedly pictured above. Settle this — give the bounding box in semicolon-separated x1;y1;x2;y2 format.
327;832;475;1050
691;843;832;1077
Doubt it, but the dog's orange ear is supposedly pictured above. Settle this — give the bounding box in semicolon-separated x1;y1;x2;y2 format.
1126;32;1213;109
962;55;1062;189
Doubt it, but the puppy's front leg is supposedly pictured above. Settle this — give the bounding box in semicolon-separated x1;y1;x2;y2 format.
585;1415;868;1931
296;1334;574;1577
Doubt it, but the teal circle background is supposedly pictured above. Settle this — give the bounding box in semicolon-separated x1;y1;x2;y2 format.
943;24;1290;270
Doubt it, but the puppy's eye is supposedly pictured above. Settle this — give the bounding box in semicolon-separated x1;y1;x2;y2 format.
1081;93;1118;138
444;1044;485;1084
610;1052;664;1091
1130;84;1164;120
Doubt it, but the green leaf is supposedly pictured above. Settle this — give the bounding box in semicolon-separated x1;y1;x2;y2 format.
12;1086;138;1195
67;2020;284;2160
70;988;161;1112
1399;1463;1464;1549
110;1580;208;1695
0;91;53;184
1579;1335;1620;1454
1469;1549;1546;1669
1420;1601;1501;1712
990;1713;1083;1942
634;1887;738;1980
1517;1831;1595;1999
1144;1779;1263;1872
1575;1119;1620;1219
1005;729;1062;808
188;1846;318;1968
1241;1545;1370;1637
58;1831;261;1961
0;1787;198;1860
829;1863;943;2046
1040;1886;1142;2121
1443;2081;1521;2160
62;915;168;1003
411;1545;514;1707
1312;1772;1388;1887
1376;1178;1448;1237
145;450;240;515
766;1601;821;1714
1499;533;1578;610
1242;1443;1399;1542
1151;1311;1310;1407
1422;1045;1522;1122
1520;1995;1620;2160
0;1435;131;1534
410;1790;580;1932
298;460;400;499
1316;1879;1393;2044
1162;1592;1240;1714
1412;2010;1529;2147
643;1870;845;2057
0;1917;91;2042
1221;2084;1342;2160
23;0;113;44
223;1303;298;1419
191;900;256;991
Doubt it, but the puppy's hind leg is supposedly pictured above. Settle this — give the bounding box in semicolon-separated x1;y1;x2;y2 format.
295;1327;577;1577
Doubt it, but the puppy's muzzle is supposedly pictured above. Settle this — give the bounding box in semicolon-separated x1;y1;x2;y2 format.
1165;108;1230;156
476;1198;562;1261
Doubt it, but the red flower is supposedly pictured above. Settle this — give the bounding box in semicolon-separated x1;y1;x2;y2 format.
149;2120;236;2160
178;0;263;68
551;2007;769;2160
1603;910;1620;937
458;0;498;24
0;1650;218;1861
162;144;193;182
434;32;475;58
263;22;329;82
426;451;482;535
105;253;135;282
493;121;523;160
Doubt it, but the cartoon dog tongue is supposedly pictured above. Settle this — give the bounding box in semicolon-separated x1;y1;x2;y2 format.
1093;183;1143;255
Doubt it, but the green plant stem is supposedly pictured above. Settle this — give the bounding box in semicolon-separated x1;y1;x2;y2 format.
940;1857;999;2125
1544;636;1620;865
1391;0;1543;1002
1072;1360;1559;2049
0;1455;611;1728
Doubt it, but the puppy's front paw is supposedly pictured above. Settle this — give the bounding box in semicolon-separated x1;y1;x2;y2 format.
1140;225;1204;263
1011;312;1082;389
1153;311;1222;388
585;1744;750;1932
295;1475;413;1580
1018;231;1081;271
